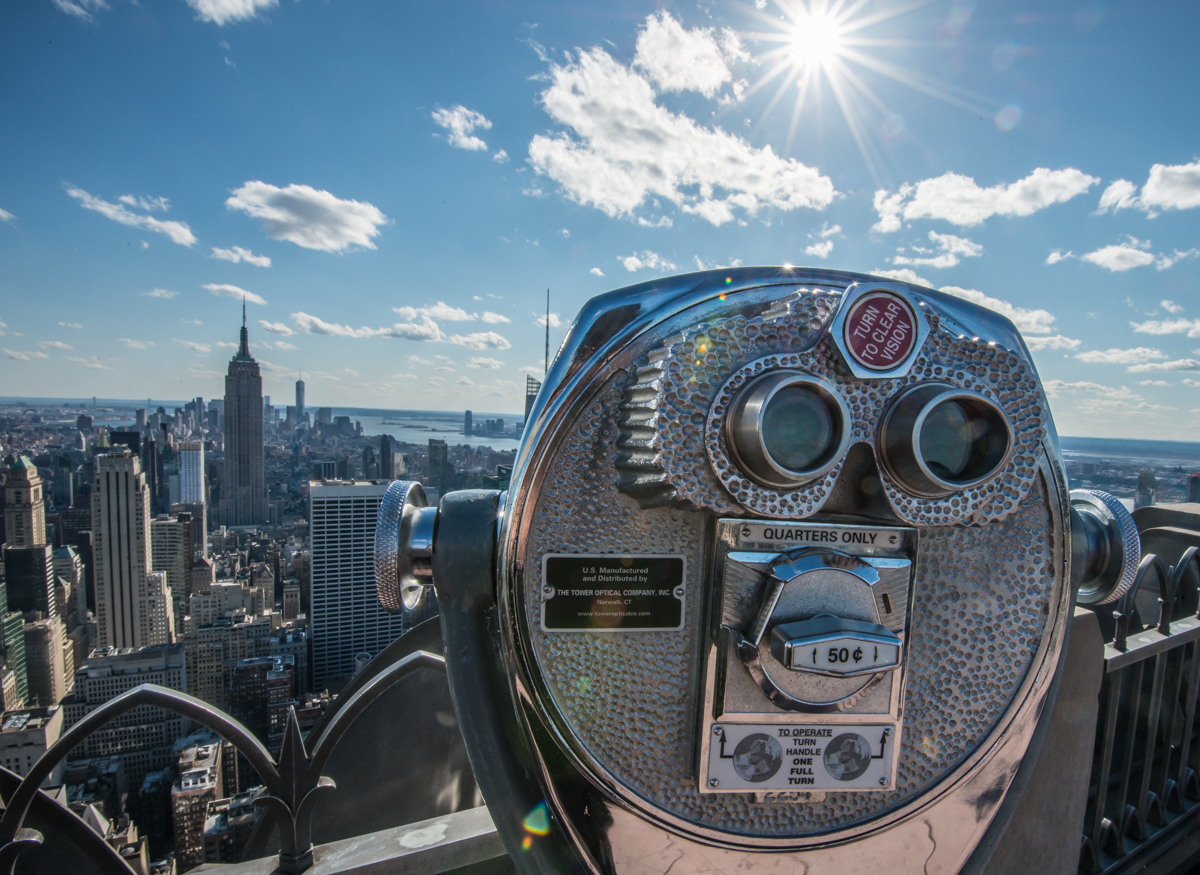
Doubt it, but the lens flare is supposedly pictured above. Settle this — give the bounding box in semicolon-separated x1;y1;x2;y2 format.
995;104;1022;132
523;801;552;836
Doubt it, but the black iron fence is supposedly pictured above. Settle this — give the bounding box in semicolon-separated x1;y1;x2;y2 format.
1081;547;1200;874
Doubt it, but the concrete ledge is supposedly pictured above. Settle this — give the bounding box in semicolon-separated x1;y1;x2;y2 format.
194;806;506;875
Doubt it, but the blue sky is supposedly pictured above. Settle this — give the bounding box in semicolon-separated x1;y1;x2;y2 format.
1;0;1197;437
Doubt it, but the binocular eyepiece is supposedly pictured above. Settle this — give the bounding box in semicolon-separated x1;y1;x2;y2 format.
375;267;1139;874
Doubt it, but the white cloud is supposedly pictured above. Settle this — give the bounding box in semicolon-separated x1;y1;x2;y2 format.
1128;359;1200;373
211;245;271;267
215;341;238;350
394;302;475;322
535;312;566;328
893;230;983;269
870;267;931;287
259;320;295;336
184;0;277;26
1099;161;1200;215
204;283;267;305
408;355;432;365
58;322;83;329
0;208;13;224
1043;380;1115;396
118;194;169;212
1131;317;1200;337
1046;249;1074;264
1156;249;1200;271
449;331;512;350
561;229;570;238
143;288;178;299
118;338;152;349
480;311;510;323
940;286;1057;335
38;340;73;350
694;256;744;270
51;0;108;23
432;105;492;151
1096;179;1139;214
5;349;48;360
1142;161;1200;212
1139;380;1170;386
1024;334;1081;351
1075;347;1165;364
1081;237;1156;272
273;340;297;350
632;11;739;99
174;339;212;353
590;267;605;276
493;150;510;164
872;168;1098;232
65;184;196;246
637;216;673;228
226;181;387;252
468;356;504;369
1162;300;1185;314
805;240;833;259
529;31;834;227
292;312;443;342
621;250;677;272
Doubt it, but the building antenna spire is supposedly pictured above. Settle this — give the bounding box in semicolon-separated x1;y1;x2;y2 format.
544;288;550;375
242;295;246;327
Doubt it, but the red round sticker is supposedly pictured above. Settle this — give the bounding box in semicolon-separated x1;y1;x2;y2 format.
842;291;918;371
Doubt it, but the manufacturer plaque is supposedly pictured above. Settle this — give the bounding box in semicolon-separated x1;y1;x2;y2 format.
541;554;685;632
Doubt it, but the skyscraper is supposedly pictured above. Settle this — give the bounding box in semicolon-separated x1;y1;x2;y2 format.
464;410;473;437
308;481;405;689
92;450;175;648
179;441;205;504
218;307;269;527
4;457;46;547
295;373;305;423
379;435;393;480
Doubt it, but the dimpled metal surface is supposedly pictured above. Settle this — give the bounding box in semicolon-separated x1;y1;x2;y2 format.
524;372;1056;836
618;288;1046;525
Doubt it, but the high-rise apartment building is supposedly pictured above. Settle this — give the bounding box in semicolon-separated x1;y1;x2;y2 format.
61;643;188;788
92;451;175;649
22;616;66;707
172;734;225;871
152;514;193;631
308;481;405;690
219;310;269;527
4;457;46;547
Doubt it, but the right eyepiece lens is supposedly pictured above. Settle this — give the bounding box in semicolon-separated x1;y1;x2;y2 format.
919;399;974;480
881;387;1012;496
761;387;835;472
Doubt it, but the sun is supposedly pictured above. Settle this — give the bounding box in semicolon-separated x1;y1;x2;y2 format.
786;6;846;72
741;0;991;181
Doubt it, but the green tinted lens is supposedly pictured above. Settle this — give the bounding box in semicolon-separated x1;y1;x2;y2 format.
761;387;835;472
919;399;975;480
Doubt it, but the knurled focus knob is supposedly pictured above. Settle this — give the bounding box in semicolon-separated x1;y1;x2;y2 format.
1070;488;1141;605
374;480;438;620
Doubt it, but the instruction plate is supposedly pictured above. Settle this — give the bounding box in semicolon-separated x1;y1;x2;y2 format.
541;554;685;632
706;723;896;791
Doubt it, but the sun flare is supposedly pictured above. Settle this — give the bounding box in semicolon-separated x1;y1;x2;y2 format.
743;0;991;181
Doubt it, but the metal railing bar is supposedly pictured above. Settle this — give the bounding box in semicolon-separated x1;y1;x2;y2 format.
1179;640;1200;794
1105;619;1200;673
1092;668;1125;843
1136;652;1167;819
307;650;445;777
1115;662;1145;836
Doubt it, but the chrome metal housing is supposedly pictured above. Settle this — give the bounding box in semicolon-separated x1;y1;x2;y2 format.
1071;488;1141;605
879;384;1015;497
489;267;1070;868
724;371;851;489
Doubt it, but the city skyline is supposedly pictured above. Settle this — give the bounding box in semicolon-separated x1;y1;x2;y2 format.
1;2;1198;438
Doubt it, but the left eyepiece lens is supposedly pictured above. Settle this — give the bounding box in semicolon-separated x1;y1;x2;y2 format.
726;373;849;488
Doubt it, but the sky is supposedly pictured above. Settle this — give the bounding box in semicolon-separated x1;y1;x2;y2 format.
0;0;1198;436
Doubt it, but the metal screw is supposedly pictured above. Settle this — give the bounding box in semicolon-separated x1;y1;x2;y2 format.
709;778;719;787
674;586;685;598
879;777;888;786
713;726;722;735
883;728;892;737
542;586;553;595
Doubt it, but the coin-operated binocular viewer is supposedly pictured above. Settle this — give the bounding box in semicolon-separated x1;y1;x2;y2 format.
376;268;1138;874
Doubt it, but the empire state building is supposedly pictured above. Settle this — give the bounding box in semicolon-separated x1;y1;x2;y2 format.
219;306;269;526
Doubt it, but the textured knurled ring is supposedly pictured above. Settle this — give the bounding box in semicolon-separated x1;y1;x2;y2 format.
1077;488;1141;605
374;480;412;614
